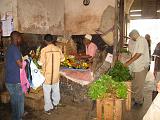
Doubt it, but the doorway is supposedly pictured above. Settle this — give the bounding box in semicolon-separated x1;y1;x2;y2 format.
128;19;160;72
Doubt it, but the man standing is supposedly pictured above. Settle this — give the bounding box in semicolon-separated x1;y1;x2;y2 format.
39;34;64;115
125;30;149;107
153;42;160;85
5;31;24;120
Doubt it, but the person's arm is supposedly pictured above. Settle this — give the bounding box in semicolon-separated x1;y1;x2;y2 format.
124;53;141;67
79;54;92;59
14;47;22;68
16;59;22;68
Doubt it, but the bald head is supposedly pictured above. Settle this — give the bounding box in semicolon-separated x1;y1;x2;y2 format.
10;31;22;45
129;29;140;41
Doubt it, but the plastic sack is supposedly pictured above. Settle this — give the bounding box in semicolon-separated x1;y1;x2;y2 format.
30;60;45;89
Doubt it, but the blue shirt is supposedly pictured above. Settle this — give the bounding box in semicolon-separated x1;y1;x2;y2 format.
5;44;21;83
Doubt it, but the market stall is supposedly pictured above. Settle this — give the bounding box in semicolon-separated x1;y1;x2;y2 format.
59;54;94;102
59;47;112;103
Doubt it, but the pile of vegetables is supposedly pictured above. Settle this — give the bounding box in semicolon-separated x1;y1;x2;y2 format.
61;55;89;69
88;74;127;100
108;61;132;82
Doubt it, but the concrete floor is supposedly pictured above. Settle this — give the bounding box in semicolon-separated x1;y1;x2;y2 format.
0;71;155;120
123;72;154;120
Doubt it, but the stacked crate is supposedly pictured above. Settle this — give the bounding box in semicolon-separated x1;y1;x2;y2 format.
125;81;132;111
96;98;125;120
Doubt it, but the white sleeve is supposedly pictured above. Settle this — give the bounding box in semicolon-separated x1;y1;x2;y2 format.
134;38;145;54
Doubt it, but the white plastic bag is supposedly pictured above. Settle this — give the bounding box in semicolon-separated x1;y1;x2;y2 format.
30;60;45;89
143;93;160;120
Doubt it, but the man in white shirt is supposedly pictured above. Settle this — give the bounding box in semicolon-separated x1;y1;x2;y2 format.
125;30;149;107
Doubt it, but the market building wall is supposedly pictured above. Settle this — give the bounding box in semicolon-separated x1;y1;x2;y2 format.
0;0;12;15
17;0;64;35
64;0;115;35
0;0;116;35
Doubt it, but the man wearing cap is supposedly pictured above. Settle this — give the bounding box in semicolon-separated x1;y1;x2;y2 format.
82;34;98;59
125;29;149;107
39;34;64;115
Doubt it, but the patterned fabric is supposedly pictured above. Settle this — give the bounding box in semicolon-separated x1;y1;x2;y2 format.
60;68;93;85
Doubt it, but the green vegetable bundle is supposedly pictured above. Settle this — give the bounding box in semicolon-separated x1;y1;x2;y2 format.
88;74;127;100
108;61;132;82
119;48;131;55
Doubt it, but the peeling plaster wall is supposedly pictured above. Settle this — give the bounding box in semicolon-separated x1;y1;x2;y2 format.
0;0;12;14
0;0;116;35
17;0;64;35
64;0;115;35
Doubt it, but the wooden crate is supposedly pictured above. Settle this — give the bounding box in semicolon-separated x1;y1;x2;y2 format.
25;89;44;110
0;91;10;103
125;81;132;111
96;98;124;120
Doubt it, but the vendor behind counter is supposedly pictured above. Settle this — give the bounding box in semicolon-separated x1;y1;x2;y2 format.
72;34;113;55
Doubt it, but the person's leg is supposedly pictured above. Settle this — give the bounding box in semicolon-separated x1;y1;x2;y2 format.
6;83;24;120
17;84;25;118
43;84;53;111
6;83;17;120
134;68;148;104
51;82;60;106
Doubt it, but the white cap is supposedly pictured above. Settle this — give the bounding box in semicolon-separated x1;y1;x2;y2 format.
85;34;92;41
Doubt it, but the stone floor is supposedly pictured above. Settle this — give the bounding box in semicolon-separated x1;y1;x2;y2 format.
0;71;156;120
124;71;156;120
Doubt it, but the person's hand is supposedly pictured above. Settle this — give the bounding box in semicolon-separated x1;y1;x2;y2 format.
88;56;93;61
124;62;129;67
75;54;81;59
